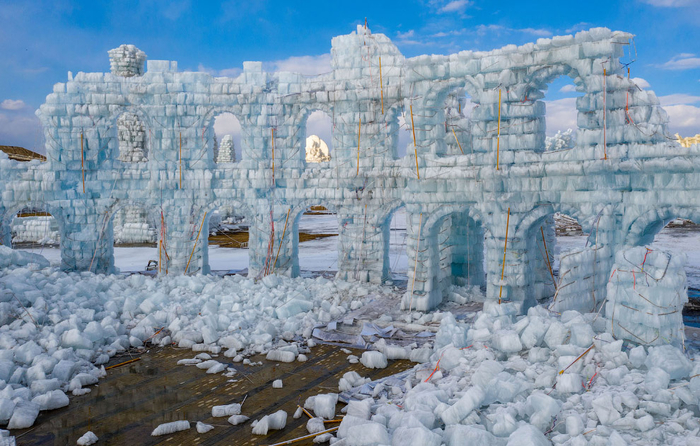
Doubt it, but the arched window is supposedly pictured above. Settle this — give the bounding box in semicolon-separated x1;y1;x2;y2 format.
305;111;333;164
212;113;242;163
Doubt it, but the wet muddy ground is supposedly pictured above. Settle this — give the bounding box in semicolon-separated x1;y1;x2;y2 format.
15;344;412;445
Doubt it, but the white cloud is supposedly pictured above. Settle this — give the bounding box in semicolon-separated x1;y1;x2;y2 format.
161;0;191;20
0;99;26;111
659;94;700;106
306;111;333;150
559;84;578;93
0;111;44;153
660;54;700;70
664;104;700;134
519;28;553;37
657;94;700;136
266;54;332;76
396;30;416;40
213;113;242;160
439;0;471;13
631;77;650;89
475;24;552;38
544;98;578;136
197;63;242;78
641;0;695;6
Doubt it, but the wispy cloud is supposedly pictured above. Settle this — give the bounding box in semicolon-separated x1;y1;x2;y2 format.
266;54;332;76
640;0;695;7
475;24;552;38
0;99;26;111
198;54;333;78
659;94;700;136
197;63;243;78
559;84;578;93
544;98;577;136
565;22;596;34
659;94;700;106
438;0;471;14
659;53;700;70
0;110;43;153
160;0;191;20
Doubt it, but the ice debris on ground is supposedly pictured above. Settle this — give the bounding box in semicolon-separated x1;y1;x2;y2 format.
196;421;214;434
76;431;98;445
212;403;241;417
272;379;283;388
151;420;190;436
0;246;397;430
322;301;700;445
251;410;287;435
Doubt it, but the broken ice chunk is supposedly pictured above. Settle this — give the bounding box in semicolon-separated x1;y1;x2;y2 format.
360;351;387;369
151;420;190;436
251;410;287;435
76;431;98;445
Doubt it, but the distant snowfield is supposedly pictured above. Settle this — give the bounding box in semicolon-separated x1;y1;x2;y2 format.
15;215;700;288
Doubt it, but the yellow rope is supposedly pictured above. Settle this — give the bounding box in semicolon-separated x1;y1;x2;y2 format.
499;207;510;304
410;104;419;179
451;127;463;154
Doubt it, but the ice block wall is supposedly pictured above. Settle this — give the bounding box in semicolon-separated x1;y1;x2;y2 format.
0;24;695;317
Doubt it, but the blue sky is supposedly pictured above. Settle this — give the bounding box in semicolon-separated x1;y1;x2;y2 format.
1;0;699;153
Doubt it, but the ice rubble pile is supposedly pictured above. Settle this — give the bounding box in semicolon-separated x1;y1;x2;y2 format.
0;247;389;430
606;246;687;347
10;217;59;245
330;303;700;445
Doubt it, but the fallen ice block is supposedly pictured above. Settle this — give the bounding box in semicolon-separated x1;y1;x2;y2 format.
251;410;287;435
76;431;98;445
228;414;249;425
212;403;241;417
7;401;40;429
151;420;190;436
360;351;388;369
196;421;214;433
440;386;485;425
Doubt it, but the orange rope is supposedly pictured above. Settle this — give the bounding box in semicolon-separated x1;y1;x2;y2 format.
410;105;419;179
451;127;463;154
499;207;510;304
185;211;207;274
105;357;141;370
